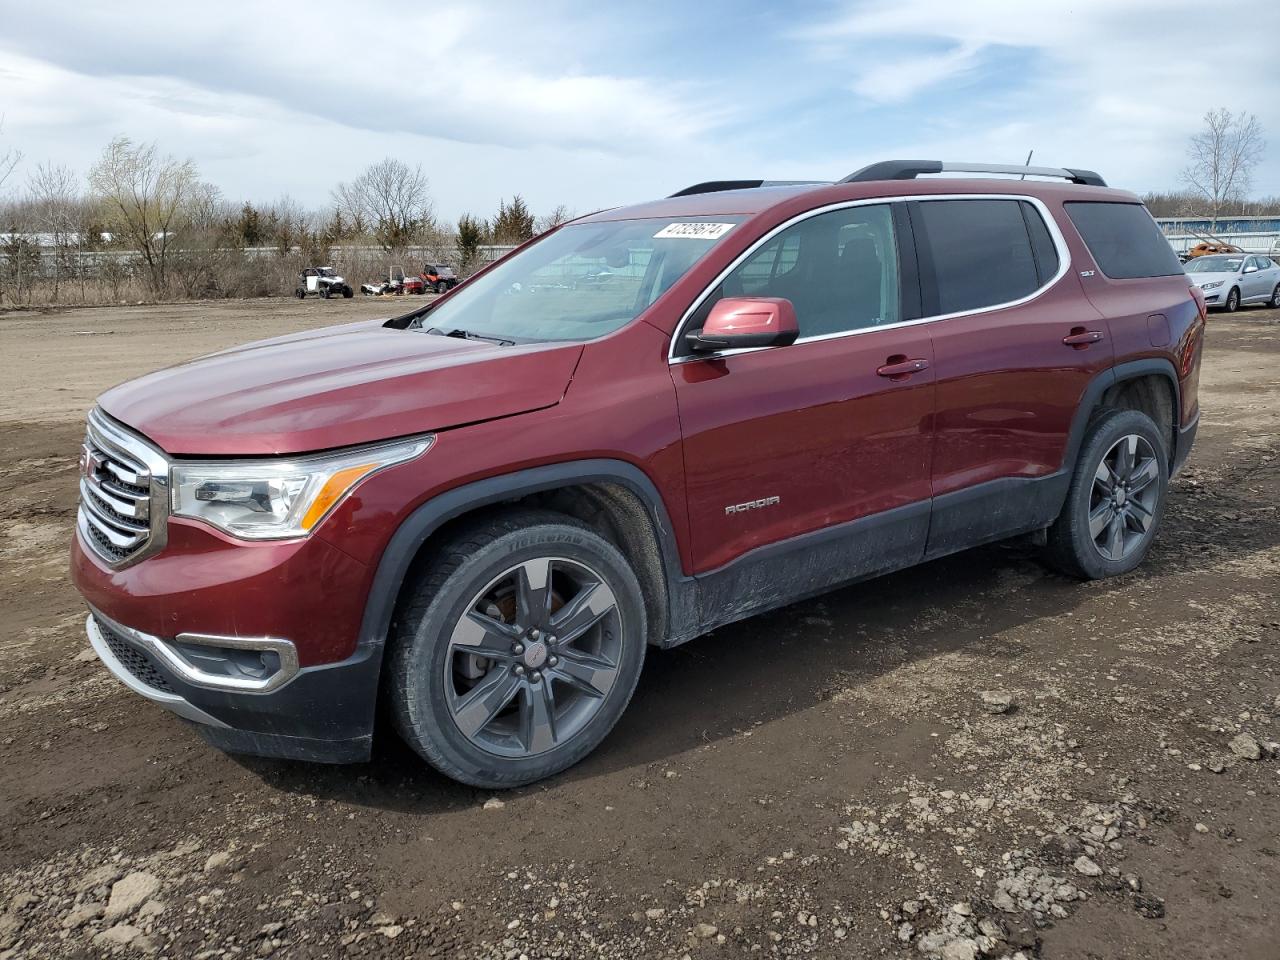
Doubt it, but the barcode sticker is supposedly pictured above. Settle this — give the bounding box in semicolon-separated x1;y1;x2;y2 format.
653;222;736;240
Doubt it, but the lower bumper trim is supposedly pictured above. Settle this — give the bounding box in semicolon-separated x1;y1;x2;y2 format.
87;615;230;728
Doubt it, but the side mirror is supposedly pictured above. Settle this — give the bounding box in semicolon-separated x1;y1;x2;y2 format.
685;297;799;353
1243;264;1257;274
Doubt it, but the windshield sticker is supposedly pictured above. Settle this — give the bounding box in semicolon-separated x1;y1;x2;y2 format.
654;222;736;240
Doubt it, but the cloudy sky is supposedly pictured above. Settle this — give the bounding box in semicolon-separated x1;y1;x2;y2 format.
2;0;1278;222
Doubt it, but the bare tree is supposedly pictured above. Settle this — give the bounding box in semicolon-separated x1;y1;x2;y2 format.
332;158;433;253
0;118;20;193
534;204;574;235
1181;108;1265;227
27;163;82;301
89;136;199;294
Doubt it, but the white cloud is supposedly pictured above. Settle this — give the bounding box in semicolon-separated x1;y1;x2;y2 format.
794;0;1280;193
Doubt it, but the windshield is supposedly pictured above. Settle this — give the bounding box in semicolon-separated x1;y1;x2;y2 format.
414;217;745;342
317;267;336;277
1186;255;1243;273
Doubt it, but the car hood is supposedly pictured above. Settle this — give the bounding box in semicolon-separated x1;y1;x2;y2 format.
1187;272;1236;285
98;319;583;455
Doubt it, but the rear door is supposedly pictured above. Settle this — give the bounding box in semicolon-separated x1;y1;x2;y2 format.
913;196;1113;556
670;202;935;611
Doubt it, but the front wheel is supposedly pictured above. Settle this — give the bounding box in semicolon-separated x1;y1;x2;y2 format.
1224;287;1240;312
1043;409;1169;579
435;281;446;294
342;285;354;298
387;512;647;788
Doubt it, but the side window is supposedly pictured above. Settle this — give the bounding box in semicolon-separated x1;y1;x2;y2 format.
915;199;1041;315
1021;201;1060;284
1063;201;1184;279
686;204;899;343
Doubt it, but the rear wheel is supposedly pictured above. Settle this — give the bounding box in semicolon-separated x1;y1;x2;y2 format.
342;285;354;298
388;512;647;788
1224;286;1240;312
294;287;305;299
1269;283;1280;309
1043;408;1168;579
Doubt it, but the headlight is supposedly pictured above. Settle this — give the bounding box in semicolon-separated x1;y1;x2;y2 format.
1200;280;1224;290
171;437;431;540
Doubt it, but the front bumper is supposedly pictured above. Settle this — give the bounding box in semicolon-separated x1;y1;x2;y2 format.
85;607;380;762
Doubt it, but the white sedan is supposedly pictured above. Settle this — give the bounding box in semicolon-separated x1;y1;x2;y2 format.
1185;253;1280;312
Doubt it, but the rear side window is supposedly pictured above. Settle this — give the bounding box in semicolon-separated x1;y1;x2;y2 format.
914;199;1041;314
1064;202;1183;279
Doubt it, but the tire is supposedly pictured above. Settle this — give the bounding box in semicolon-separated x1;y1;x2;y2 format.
1224;287;1240;312
1269;283;1280;309
435;281;446;294
388;510;647;788
294;287;305;299
320;285;331;299
342;285;354;299
1043;408;1169;580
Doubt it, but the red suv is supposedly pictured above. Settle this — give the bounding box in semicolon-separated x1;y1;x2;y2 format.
72;161;1204;787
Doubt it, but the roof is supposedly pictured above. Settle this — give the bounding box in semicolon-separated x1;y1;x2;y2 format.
581;177;1137;224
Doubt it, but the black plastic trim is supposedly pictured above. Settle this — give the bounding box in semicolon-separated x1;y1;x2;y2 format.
892;202;923;321
357;459;696;656
691;500;930;637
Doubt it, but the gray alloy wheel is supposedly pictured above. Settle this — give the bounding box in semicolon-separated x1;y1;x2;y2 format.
1043;408;1168;580
387;511;646;788
1225;287;1240;312
1270;283;1280;309
443;556;623;758
1088;434;1160;562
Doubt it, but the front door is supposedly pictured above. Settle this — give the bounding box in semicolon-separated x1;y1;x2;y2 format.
670;202;935;620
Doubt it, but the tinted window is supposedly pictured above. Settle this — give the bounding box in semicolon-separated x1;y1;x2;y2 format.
915;199;1040;314
1021;201;1060;284
1064;202;1183;279
686;204;900;343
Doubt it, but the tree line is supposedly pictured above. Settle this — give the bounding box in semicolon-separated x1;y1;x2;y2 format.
0;134;573;306
0;107;1273;306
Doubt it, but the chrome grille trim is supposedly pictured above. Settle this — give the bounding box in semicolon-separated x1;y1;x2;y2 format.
77;409;169;568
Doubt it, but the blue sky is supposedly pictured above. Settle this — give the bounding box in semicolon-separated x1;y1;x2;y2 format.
1;0;1278;222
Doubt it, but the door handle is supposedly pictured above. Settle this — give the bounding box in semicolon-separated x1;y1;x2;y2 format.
876;356;930;380
1062;329;1104;348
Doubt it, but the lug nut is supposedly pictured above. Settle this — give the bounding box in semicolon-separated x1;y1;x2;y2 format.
514;665;526;676
529;628;542;641
548;655;559;667
545;635;557;645
530;670;542;684
512;643;525;656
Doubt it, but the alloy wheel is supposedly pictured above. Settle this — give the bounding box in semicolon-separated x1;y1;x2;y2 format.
443;557;624;758
1089;434;1160;562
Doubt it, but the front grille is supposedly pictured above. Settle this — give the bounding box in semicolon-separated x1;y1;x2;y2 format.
77;412;164;567
95;617;175;693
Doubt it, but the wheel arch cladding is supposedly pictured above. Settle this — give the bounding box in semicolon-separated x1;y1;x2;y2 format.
1068;360;1181;472
359;460;691;676
1099;371;1176;462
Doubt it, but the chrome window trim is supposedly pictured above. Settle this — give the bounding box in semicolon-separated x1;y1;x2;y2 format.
79;408;170;568
667;193;1072;364
88;605;300;695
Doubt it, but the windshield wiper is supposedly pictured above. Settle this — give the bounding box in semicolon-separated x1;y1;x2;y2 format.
424;326;515;346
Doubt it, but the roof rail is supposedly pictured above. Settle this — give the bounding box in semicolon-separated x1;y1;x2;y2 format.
841;161;1106;188
668;179;829;198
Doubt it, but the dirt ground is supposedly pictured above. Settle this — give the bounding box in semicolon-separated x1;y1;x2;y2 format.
0;297;1277;960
